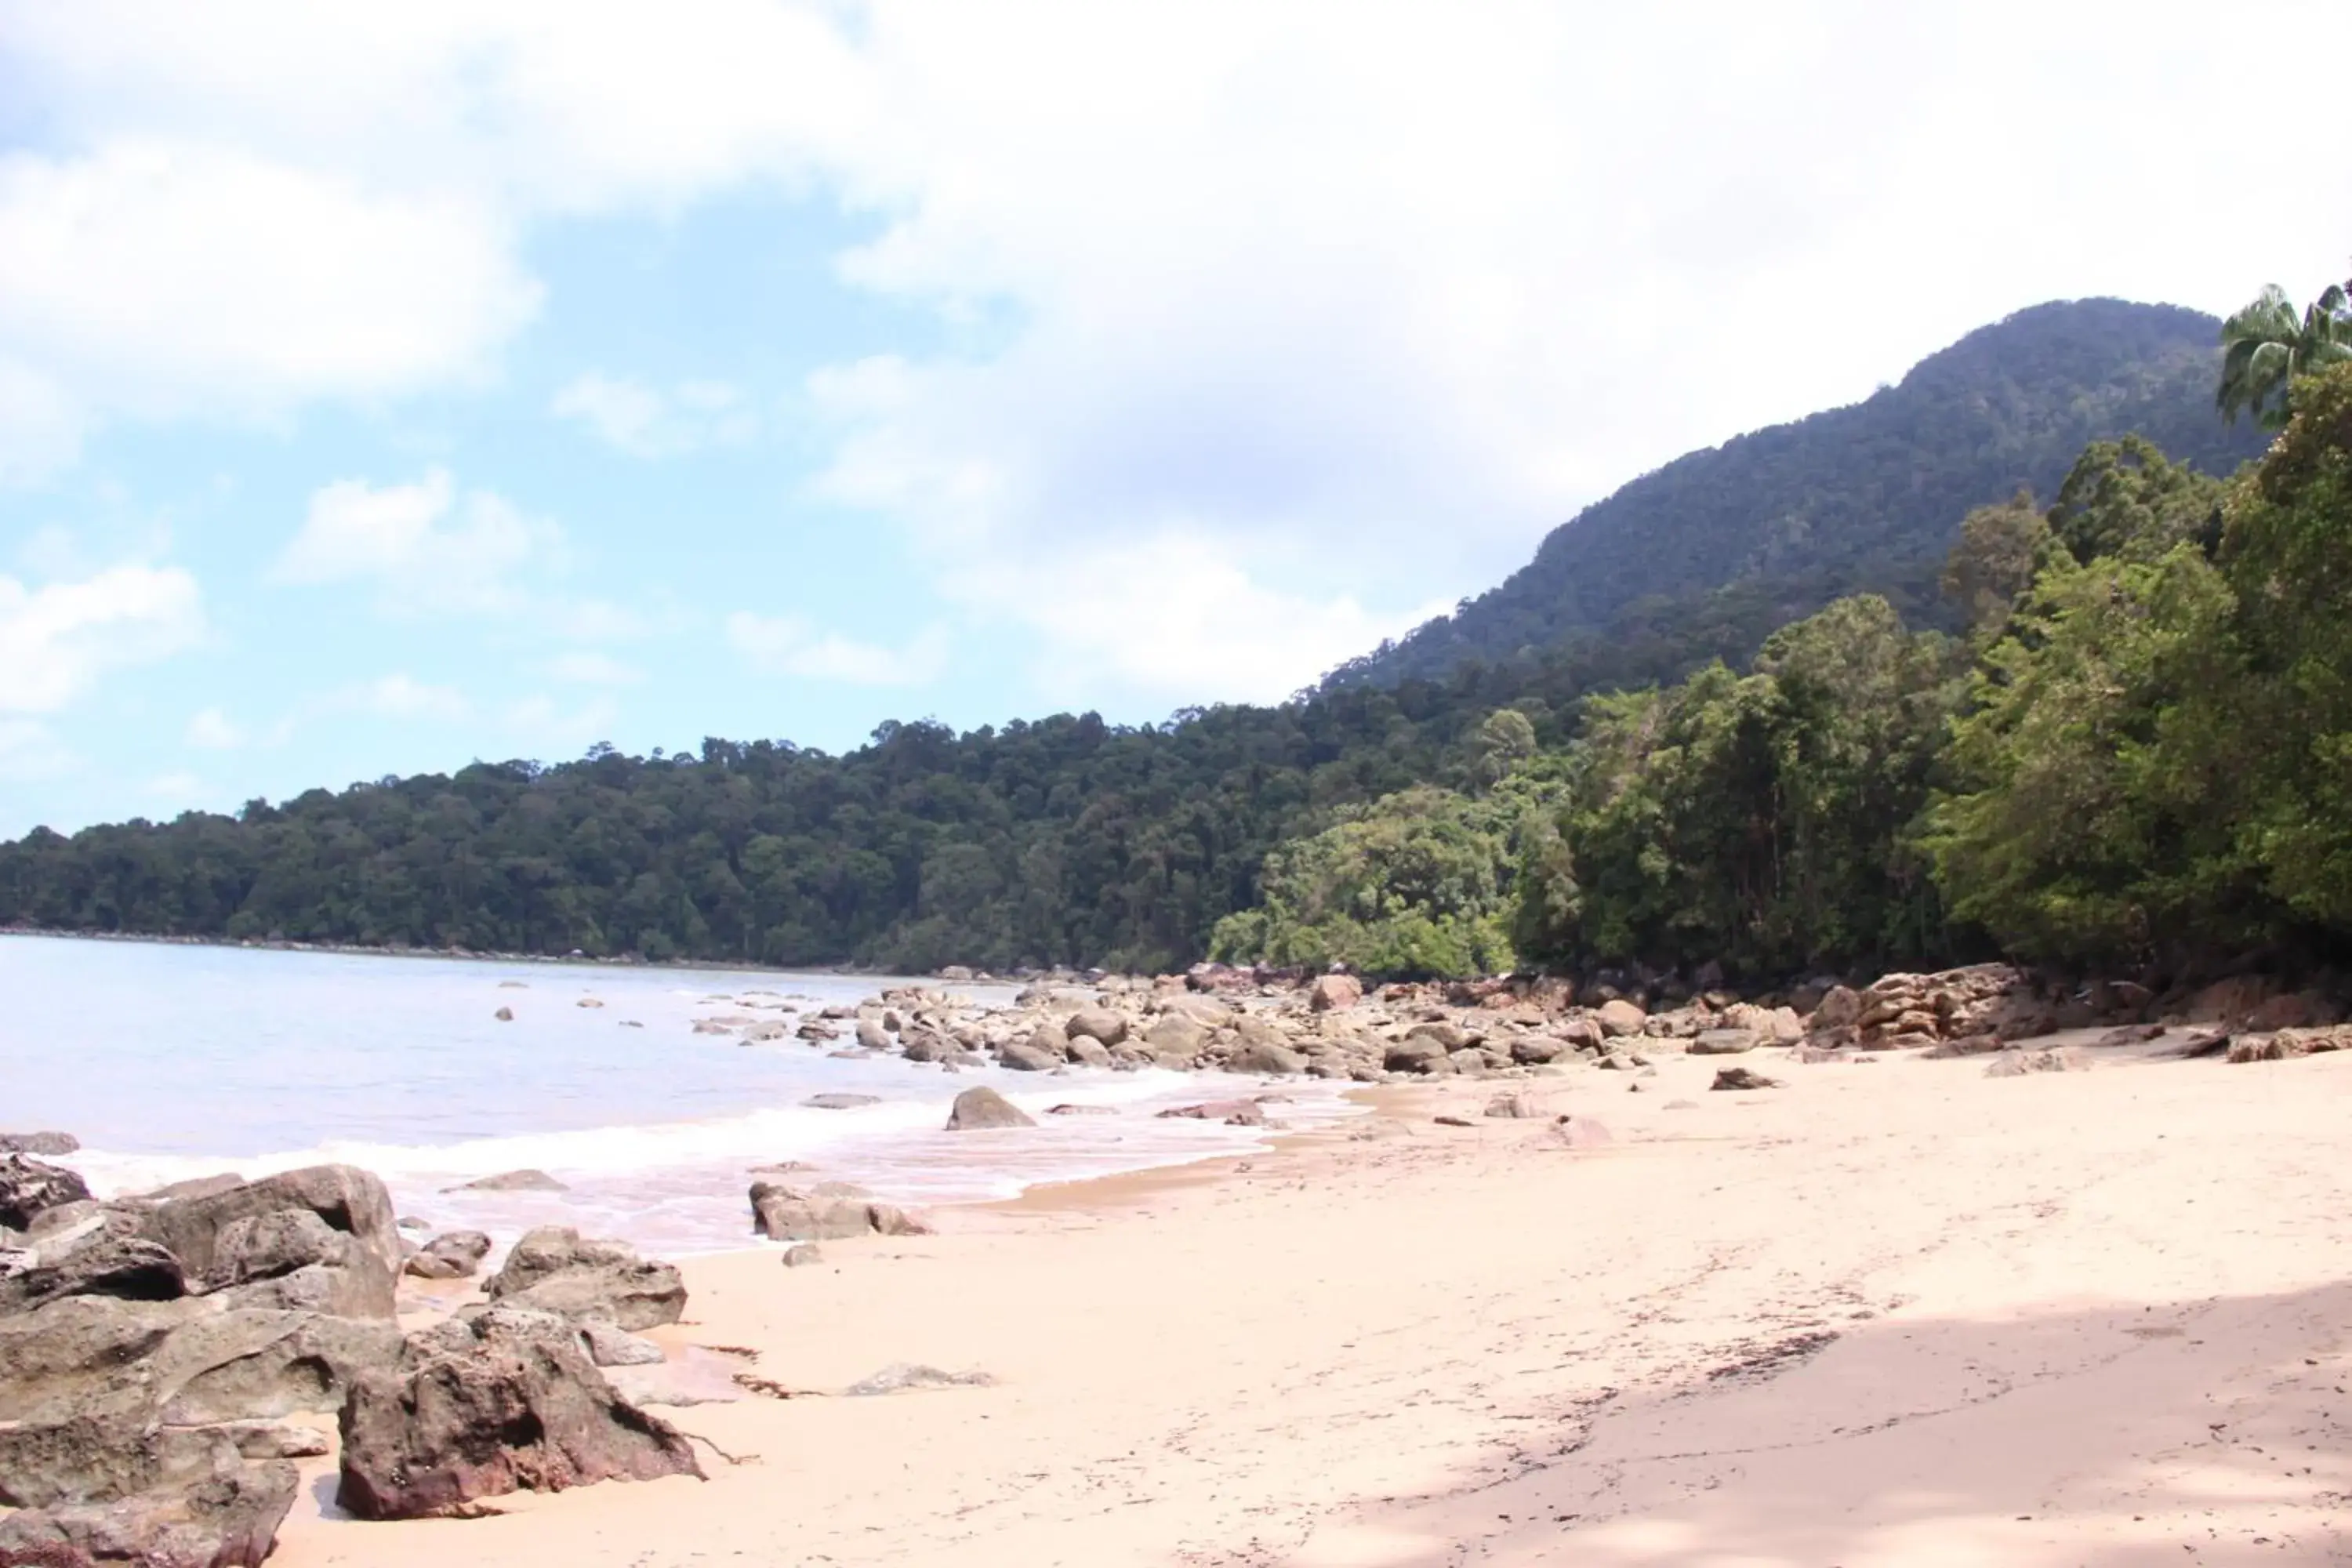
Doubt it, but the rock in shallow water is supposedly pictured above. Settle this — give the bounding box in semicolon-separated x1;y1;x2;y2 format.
944;1087;1033;1131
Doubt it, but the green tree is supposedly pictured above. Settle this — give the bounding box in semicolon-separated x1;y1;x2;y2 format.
2217;281;2352;429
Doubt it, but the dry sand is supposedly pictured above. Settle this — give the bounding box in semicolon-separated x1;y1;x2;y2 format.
272;1040;2352;1566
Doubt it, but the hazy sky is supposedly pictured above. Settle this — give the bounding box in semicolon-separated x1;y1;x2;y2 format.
1;1;2346;835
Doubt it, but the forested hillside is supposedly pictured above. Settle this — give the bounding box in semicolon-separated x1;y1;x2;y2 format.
8;289;2336;984
1331;299;2266;687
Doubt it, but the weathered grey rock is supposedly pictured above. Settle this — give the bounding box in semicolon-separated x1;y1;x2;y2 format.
122;1175;245;1206
139;1167;400;1322
1689;1029;1759;1055
0;1457;299;1568
1157;1099;1265;1127
855;1018;892;1051
1382;1036;1453;1074
0;1133;79;1158
0;1155;92;1232
1709;1066;1783;1091
336;1307;702;1520
0;1210;186;1316
580;1323;665;1368
802;1092;882;1110
748;1182;928;1243
780;1244;825;1269
1509;1035;1568;1065
998;1038;1061;1072
1064;1036;1112;1068
1228;1040;1306;1076
1810;984;1864;1031
944;1087;1034;1131
1482;1091;1545;1120
202;1210;343;1294
445;1168;567;1193
1549;1116;1617;1149
899;1028;962;1064
1985;1047;2087;1077
402;1231;492;1280
481;1229;684;1333
1064;1009;1129;1047
1142;1014;1208;1065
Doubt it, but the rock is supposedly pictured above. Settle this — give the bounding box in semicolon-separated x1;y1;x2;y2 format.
1382;1036;1454;1074
1046;1103;1119;1116
945;1087;1034;1131
201;1210;343;1294
1689;1029;1759;1055
482;1228;685;1332
1142;1013;1208;1065
1810;985;1864;1031
445;1169;568;1193
748;1183;927;1243
1922;1033;2005;1058
1064;1009;1130;1047
780;1244;824;1268
335;1307;702;1520
1595;1051;1645;1072
2249;991;2333;1032
1227;1040;1306;1075
576;997;604;1009
2187;975;2272;1029
801;1093;882;1110
1432;1115;1475;1128
494;1006;515;1022
898;1028;961;1063
0;1134;79;1158
580;1323;665;1368
1306;973;1363;1012
849;1018;887;1052
1596;1000;1647;1038
138;1167;401;1322
842;1362;995;1396
1482;1091;1544;1120
1557;1016;1605;1052
1986;1047;2086;1076
122;1176;245;1206
1509;1035;1567;1065
1158;1100;1264;1126
1064;1036;1112;1068
0;1210;187;1316
1709;1067;1783;1091
0;1458;299;1568
0;1155;93;1231
1549;1116;1616;1149
403;1232;491;1280
998;1038;1062;1072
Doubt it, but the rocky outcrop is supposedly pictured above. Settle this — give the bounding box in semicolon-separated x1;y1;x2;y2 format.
403;1231;492;1280
0;1156;92;1231
1306;973;1363;1012
0;1134;80;1158
446;1169;567;1193
0;1210;186;1316
749;1182;927;1242
481;1228;685;1332
336;1307;702;1520
945;1087;1033;1131
0;1456;298;1568
138;1166;401;1321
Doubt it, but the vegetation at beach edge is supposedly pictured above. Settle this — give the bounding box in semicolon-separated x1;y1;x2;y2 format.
6;281;2352;989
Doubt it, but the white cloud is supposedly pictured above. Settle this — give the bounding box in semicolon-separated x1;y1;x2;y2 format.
550;372;757;457
274;469;561;615
185;706;241;750
503;693;622;755
727;612;949;687
146;770;201;801
359;673;470;721
0;563;205;713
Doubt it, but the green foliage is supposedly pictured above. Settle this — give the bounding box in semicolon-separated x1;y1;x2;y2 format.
1341;299;2265;688
1515;597;1962;979
1207;761;1566;979
2047;435;2226;564
2216;281;2352;430
1940;491;2050;637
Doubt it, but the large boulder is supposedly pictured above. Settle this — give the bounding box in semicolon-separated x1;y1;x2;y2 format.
0;1155;92;1232
1227;1040;1305;1076
855;1018;892;1051
0;1457;298;1568
1142;1014;1209;1065
0;1133;79;1158
0;1210;186;1316
1382;1036;1454;1075
1688;1029;1759;1056
1596;1000;1647;1038
749;1182;927;1242
138;1167;401;1321
998;1034;1062;1072
1809;984;1864;1031
1064;1009;1129;1047
481;1228;685;1333
1307;973;1363;1012
336;1307;702;1520
944;1087;1034;1131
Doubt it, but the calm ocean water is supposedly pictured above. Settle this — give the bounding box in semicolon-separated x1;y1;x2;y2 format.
0;935;1352;1255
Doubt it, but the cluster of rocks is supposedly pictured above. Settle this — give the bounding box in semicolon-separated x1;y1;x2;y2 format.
0;1149;703;1561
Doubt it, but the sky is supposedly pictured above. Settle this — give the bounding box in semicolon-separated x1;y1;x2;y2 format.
1;2;2347;837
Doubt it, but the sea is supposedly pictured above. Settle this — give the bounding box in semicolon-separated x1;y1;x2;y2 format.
0;935;1357;1257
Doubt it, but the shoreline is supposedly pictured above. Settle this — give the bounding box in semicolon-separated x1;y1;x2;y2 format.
266;1039;2352;1565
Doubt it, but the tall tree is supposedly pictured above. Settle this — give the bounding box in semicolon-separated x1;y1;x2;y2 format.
2217;280;2352;429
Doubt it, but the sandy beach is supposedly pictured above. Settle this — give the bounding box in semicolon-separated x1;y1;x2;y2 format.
263;1040;2352;1566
